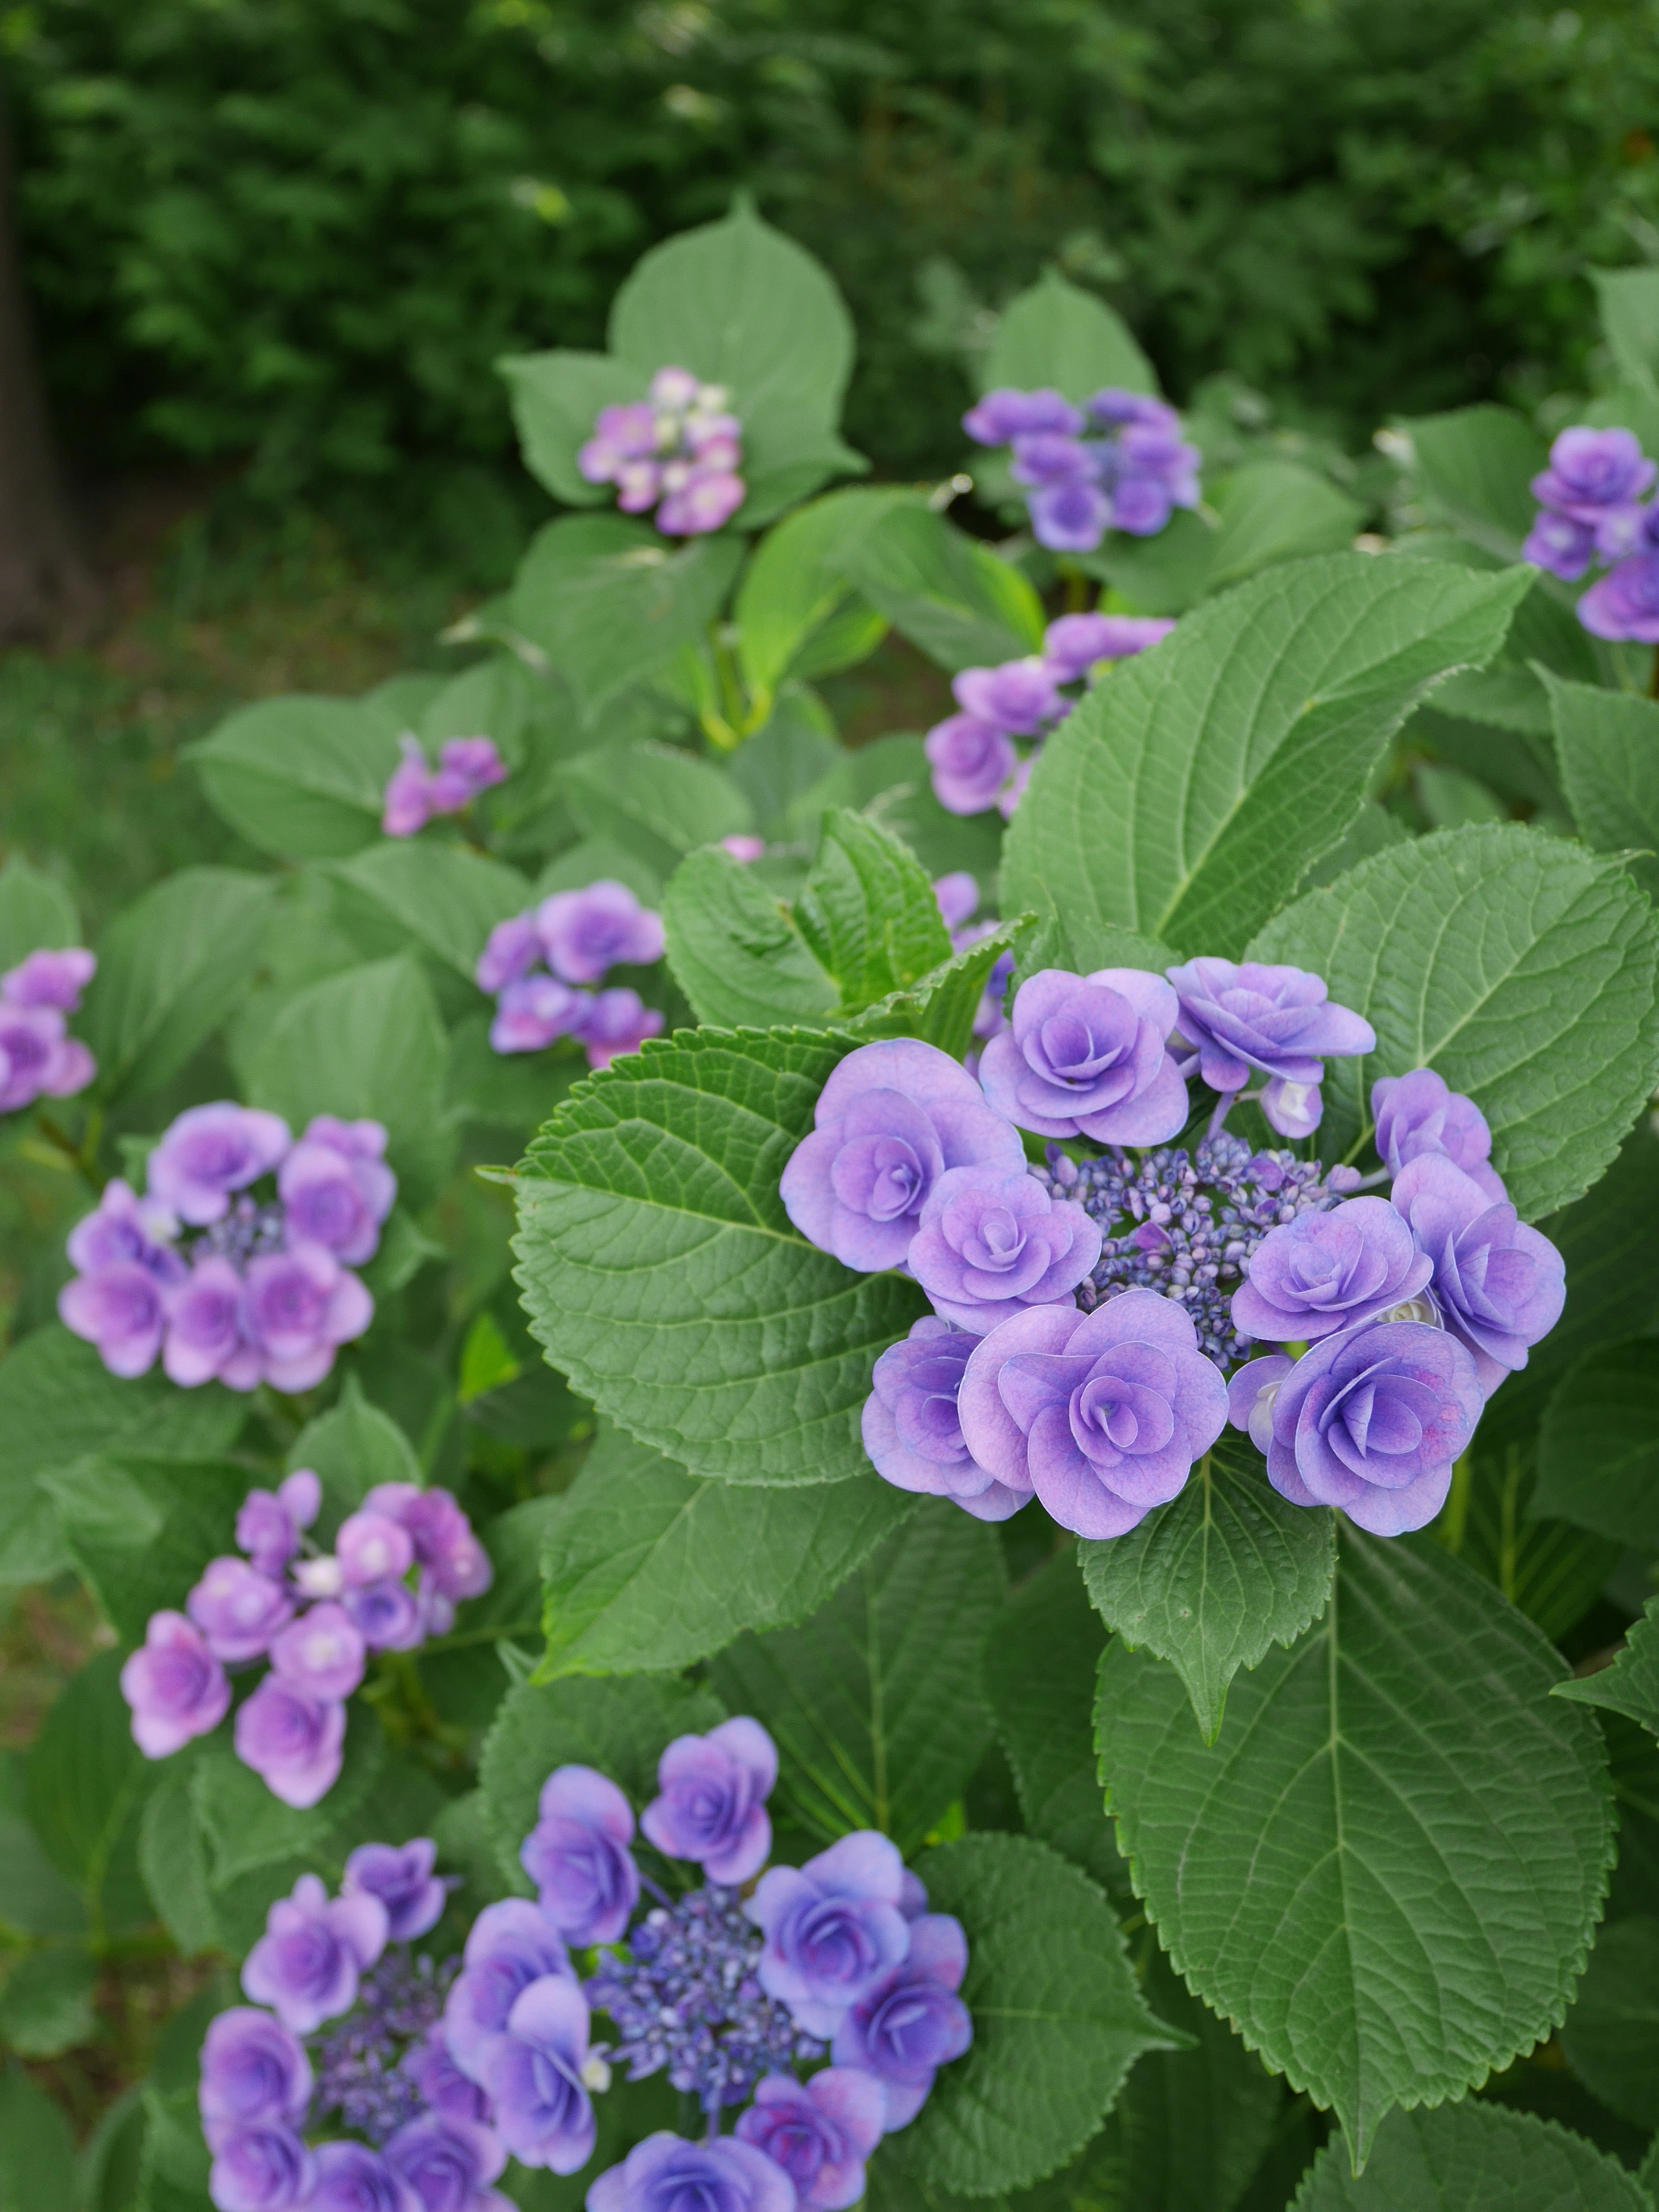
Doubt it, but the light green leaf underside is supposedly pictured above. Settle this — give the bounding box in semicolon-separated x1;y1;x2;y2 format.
1250;823;1659;1222
188;694;398;861
511;1027;928;1484
1291;2098;1648;2210
1096;1530;1615;2164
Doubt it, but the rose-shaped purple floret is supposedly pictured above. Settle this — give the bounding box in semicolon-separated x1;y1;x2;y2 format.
64;1175;182;1279
267;1603;365;1702
277;1116;395;1266
337;1509;416;1588
343;1578;424;1653
443;1899;572;2083
1008;430;1099;487
907;1165;1101;1335
951;658;1068;736
923;714;1017;816
861;1315;1031;1522
489;974;590;1055
735;2067;886;2212
641;1716;776;1884
121;1610;230;1758
589;2131;797;2212
1390;1154;1566;1395
1523;509;1596;580
536;881;663;985
0;1000;95;1110
1165;956;1375;1136
244;1242;373;1392
1580;550;1659;642
582;985;664;1069
475;913;541;995
1041;612;1173;679
979;966;1188;1144
209;2125;316;2212
165;1255;260;1390
961;388;1083;444
365;1483;493;1601
384;2112;509;2212
235;1469;319;1577
780;1037;1026;1273
58;1259;170;1377
310;2141;422;2212
188;1556;294;1663
478;1974;595;2174
1028;478;1113;553
200;2007;312;2150
958;1287;1228;1538
1;944;95;1010
1263;1319;1484;1534
429;736;508;814
234;1678;347;1810
519;1764;639;1945
242;1871;388;2033
746;1830;911;2039
147;1103;291;1226
1531;425;1657;519
1371;1068;1505;1201
1232;1196;1433;1343
401;2024;489;2125
830;1913;971;2130
342;1838;448;1942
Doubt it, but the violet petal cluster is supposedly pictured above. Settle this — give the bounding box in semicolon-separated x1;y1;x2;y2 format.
441;1899;597;2176
1230;1196;1433;1342
1390;1154;1565;1395
747;1831;914;2040
475;880;664;1066
519;1765;641;1945
861;1316;1031;1521
1522;421;1659;638
588;2134;795;2212
1165;957;1375;1137
734;2069;886;2212
579;367;745;535
382;733;508;838
243;1873;391;2034
830;1914;973;2130
962;383;1199;552
906;1164;1102;1333
0;943;97;1112
979;966;1188;1144
641;1716;776;1885
1371;1068;1505;1200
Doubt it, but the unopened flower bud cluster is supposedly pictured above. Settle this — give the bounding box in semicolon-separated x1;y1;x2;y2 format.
580;365;747;537
476;878;666;1066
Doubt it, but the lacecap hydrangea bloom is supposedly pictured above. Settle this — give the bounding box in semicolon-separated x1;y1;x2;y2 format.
1522;421;1659;642
381;732;508;837
962;385;1201;553
0;943;97;1112
59;1106;393;1389
579;365;746;537
786;957;1565;1541
476;880;665;1067
120;1466;490;1805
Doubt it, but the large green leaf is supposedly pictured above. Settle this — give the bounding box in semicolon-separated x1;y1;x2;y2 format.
1249;823;1659;1220
837;505;1046;672
192;1701;385;1886
1559;1914;1659;2127
1291;2100;1648;2210
79;867;278;1100
478;1674;724;1892
0;855;78;970
332;843;533;978
1096;1532;1616;2162
986;1549;1130;1897
883;1833;1180;2198
42;1456;249;1646
735;489;913;698
662;845;838;1030
1547;675;1659;901
978;270;1158;400
1397;405;1547;559
242;952;455;1202
1090;460;1364;615
559;741;754;881
1533;1343;1659;1548
499;349;646;507
1079;1433;1336;1743
1001;555;1530;962
188;695;399;861
793;807;953;1015
512;1027;928;1483
710;1503;1005;1855
25;1650;157;1934
1554;1598;1659;1735
538;1424;914;1678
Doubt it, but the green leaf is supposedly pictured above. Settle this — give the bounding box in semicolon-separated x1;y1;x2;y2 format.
1096;1531;1616;2163
0;855;78;970
838;505;1046;672
1299;802;1410;891
1533;1342;1659;1548
1091;460;1365;615
726;692;843;835
509;517;744;721
1554;1599;1659;1735
1002;555;1531;961
793;807;953;1015
478;1675;724;1892
538;1424;914;1679
333;843;534;978
1435;1443;1620;1645
0;2066;76;2212
1559;1914;1659;2127
139;1764;220;1959
1592;266;1659;394
1249;823;1659;1221
499;350;646;506
846;918;1026;1064
784;731;1006;891
0;1947;97;2057
193;1701;385;1885
285;1378;423;1541
560;742;755;884
979;269;1158;401
1398;405;1548;559
25;1650;156;1932
1113;1947;1281;2212
41;1456;249;1646
1290;2100;1649;2211
188;695;399;861
79;867;278;1100
1079;1433;1336;1743
536;835;663;906
1547;675;1659;900
987;1550;1130;1897
883;1833;1180;2198
709;1503;1004;1855
662;845;838;1030
0;1754;85;1939
735;489;915;698
242;953;455;1203
512;1027;928;1483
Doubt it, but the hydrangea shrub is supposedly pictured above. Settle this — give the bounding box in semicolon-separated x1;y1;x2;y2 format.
3;208;1659;2212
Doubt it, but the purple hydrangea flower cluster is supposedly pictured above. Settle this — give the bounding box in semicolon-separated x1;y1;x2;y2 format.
475;880;665;1067
202;1849;515;2212
58;1106;394;1390
381;734;509;838
579;367;745;536
962;385;1200;553
120;1468;490;1805
1522;423;1659;641
924;609;1175;818
0;944;97;1113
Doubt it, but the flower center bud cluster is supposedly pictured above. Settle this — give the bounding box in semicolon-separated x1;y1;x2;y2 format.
475;878;666;1067
579;365;747;537
961;383;1201;554
0;944;98;1115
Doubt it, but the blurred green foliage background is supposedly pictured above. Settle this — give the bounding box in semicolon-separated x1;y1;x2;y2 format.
10;0;1659;526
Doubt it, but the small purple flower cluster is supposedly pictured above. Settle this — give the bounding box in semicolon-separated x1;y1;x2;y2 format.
382;734;509;838
1522;423;1659;641
200;1844;514;2212
120;1469;490;1805
962;385;1200;553
59;1106;393;1390
579;367;746;537
924;610;1175;819
475;880;665;1066
0;944;97;1112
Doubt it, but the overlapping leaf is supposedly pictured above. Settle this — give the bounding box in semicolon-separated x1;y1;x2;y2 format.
1293;2101;1648;2209
332;843;532;978
188;695;399;860
1548;675;1659;901
977;268;1158;399
836;503;1045;672
1558;1914;1659;2127
1554;1598;1659;1735
1534;1344;1659;1548
559;741;755;880
0;854;78;969
663;845;837;1029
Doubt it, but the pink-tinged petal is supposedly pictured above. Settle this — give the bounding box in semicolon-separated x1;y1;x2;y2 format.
906;1913;969;1988
949;1481;1033;1521
804;1830;906;1904
879;2074;934;2129
329;1891;390;1970
505;1970;590;2061
537;1764;635;1842
809;2063;888;2157
702;1806;772;1886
